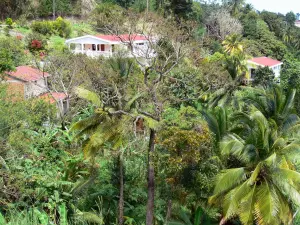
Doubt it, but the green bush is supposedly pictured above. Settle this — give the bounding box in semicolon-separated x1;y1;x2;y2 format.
5;18;13;28
31;21;54;36
31;18;72;38
16;15;30;29
53;17;72;38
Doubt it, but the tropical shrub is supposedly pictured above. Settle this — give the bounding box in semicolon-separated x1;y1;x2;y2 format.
31;21;54;36
26;33;48;53
31;18;72;38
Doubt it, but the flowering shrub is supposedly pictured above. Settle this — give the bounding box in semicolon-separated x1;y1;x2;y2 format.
31;39;43;49
26;33;47;54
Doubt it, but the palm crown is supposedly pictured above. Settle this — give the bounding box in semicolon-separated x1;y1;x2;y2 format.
209;86;300;225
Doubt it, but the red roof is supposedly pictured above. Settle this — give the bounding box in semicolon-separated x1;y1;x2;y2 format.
7;66;50;82
95;34;148;42
248;57;282;67
39;92;67;104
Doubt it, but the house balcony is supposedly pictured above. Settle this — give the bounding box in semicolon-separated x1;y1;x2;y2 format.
71;50;113;58
71;49;156;59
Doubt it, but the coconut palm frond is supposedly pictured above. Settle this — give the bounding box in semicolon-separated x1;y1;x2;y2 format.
212;167;246;196
254;182;280;225
202;107;228;144
223;180;252;219
220;134;245;157
239;184;256;225
75;87;102;107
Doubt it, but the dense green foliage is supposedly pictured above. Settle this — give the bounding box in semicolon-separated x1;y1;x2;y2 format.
1;1;300;225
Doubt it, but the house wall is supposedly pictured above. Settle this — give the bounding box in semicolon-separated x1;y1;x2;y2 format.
247;63;282;80
6;81;25;101
132;41;155;58
83;44;112;51
25;79;48;99
105;44;111;52
270;65;281;78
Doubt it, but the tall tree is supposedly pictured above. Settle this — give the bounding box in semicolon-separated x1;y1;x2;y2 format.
97;13;192;225
286;11;296;27
71;87;142;225
229;0;245;17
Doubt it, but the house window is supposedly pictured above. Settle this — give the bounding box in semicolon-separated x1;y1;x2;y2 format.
111;45;115;52
92;44;96;51
137;43;144;46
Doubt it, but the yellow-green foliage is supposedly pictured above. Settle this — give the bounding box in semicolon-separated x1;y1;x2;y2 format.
158;106;213;185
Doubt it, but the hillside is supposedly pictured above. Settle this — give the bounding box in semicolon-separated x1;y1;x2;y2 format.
1;1;300;225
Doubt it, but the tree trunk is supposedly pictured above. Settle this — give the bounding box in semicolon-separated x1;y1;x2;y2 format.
146;0;149;13
146;129;155;225
118;153;124;225
52;0;55;20
165;199;172;224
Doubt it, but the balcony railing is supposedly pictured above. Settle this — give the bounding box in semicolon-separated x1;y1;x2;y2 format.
71;48;156;59
71;50;112;58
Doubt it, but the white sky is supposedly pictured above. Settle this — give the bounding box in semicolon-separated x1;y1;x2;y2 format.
247;0;300;14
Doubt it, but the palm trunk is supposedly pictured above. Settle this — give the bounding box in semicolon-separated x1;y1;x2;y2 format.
118;153;124;225
219;217;226;225
146;129;155;225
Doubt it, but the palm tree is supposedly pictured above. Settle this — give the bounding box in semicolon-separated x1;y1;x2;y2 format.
222;34;243;56
283;27;295;45
230;0;245;17
242;85;297;130
71;87;141;225
207;35;249;108
209;107;300;225
222;34;249;81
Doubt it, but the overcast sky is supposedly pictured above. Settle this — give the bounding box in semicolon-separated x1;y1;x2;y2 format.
247;0;299;14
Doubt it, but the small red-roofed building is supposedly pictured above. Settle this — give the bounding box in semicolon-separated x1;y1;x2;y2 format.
39;92;69;116
247;57;283;81
4;66;69;115
65;34;155;58
5;66;50;99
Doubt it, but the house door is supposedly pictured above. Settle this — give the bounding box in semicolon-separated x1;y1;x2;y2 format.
100;44;105;51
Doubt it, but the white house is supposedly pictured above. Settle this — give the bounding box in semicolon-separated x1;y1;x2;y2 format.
247;57;283;81
65;34;154;58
